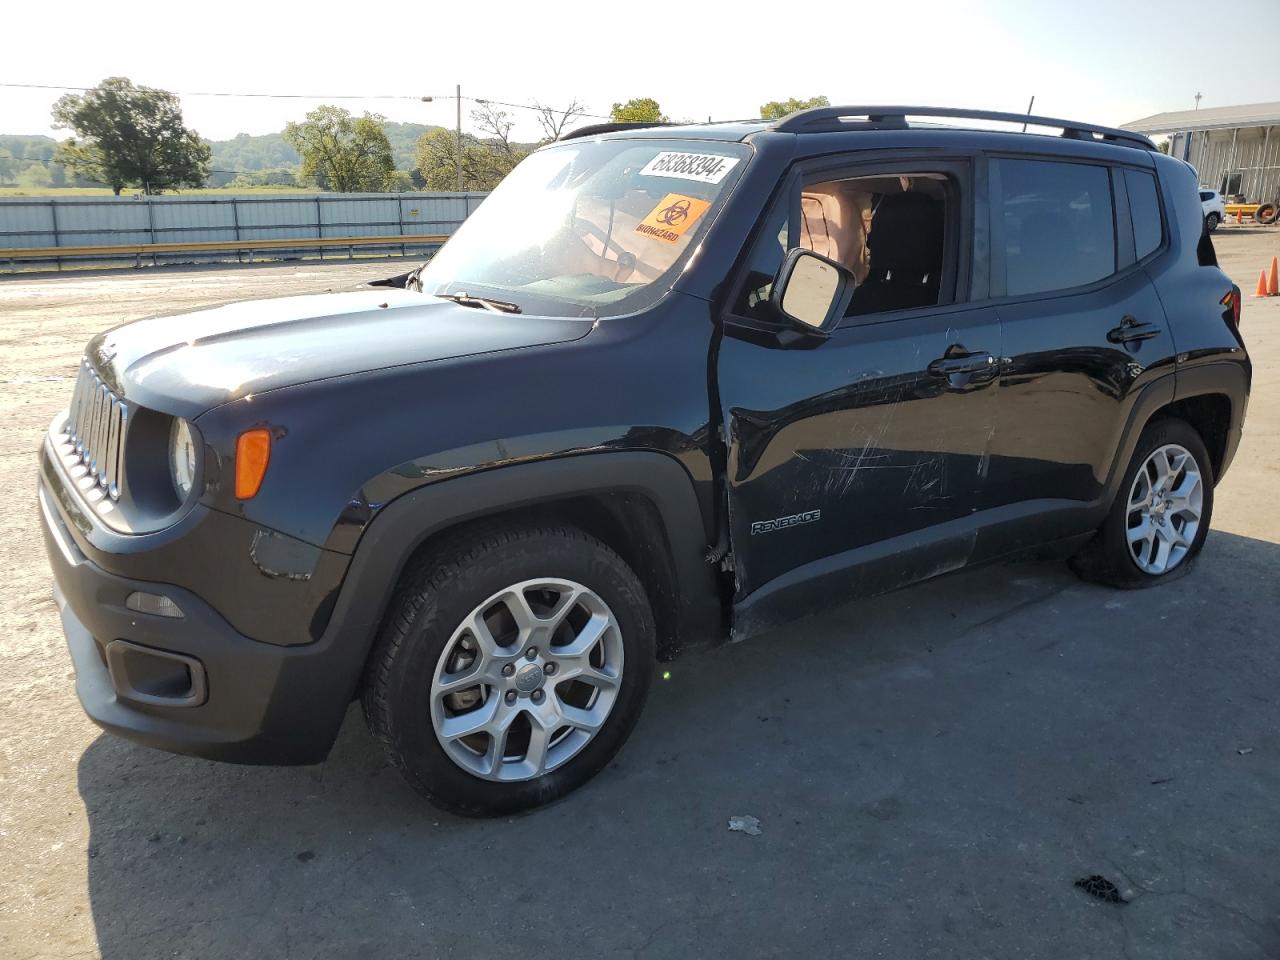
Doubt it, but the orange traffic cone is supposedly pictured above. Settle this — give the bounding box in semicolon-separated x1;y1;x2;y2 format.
1269;256;1279;296
1255;269;1269;296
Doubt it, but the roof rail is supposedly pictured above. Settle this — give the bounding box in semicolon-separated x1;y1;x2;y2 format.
769;106;1156;151
559;120;671;141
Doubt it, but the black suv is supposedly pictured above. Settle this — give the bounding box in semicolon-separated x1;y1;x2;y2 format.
39;107;1250;815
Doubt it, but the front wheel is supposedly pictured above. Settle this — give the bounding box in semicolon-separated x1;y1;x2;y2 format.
1070;418;1214;588
362;524;655;816
1205;211;1221;232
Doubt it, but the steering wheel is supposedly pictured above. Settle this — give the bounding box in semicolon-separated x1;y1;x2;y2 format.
572;218;662;281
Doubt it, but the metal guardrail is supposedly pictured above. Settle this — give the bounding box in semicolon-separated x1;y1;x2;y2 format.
1;233;451;273
0;191;486;273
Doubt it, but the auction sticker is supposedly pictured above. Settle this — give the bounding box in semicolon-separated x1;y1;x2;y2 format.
639;152;740;184
635;193;712;244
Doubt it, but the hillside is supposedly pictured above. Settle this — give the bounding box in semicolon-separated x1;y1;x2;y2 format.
1;122;442;190
210;121;439;174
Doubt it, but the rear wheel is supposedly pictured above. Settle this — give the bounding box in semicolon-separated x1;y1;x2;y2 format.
1205;211;1221;232
362;524;655;816
1070;418;1214;588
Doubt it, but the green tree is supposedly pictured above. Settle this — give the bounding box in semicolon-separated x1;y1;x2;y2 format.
414;128;513;191
17;164;53;189
50;77;210;195
610;98;669;123
759;96;830;120
415;128;469;190
385;170;415;192
284;106;396;192
226;166;305;189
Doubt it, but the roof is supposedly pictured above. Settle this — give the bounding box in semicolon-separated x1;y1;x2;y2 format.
1121;101;1280;135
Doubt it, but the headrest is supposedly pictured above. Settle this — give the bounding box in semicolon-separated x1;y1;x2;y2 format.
867;192;943;276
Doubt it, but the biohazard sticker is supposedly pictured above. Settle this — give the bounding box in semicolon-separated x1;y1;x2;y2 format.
635;194;712;244
639;152;740;184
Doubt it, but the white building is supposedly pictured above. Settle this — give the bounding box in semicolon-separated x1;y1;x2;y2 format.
1122;101;1280;202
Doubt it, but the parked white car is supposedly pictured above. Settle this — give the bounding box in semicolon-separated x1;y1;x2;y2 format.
1200;188;1225;231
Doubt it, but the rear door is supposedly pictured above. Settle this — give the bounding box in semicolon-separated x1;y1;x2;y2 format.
717;154;1002;604
980;155;1176;542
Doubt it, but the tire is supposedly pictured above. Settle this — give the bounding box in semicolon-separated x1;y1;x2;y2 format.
1254;203;1277;226
362;523;655;817
1070;417;1214;589
1205;211;1221;232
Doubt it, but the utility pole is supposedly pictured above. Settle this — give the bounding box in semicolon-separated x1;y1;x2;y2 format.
1195;92;1202;110
422;88;465;193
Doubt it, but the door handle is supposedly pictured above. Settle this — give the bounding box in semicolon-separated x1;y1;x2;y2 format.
1107;316;1162;344
928;351;997;377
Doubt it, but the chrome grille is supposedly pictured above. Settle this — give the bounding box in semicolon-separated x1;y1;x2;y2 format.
62;359;128;501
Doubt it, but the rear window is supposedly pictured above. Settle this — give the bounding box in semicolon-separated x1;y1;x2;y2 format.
1199;191;1215;202
1125;169;1164;260
997;159;1116;296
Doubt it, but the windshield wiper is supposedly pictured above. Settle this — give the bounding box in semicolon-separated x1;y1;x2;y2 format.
434;292;522;314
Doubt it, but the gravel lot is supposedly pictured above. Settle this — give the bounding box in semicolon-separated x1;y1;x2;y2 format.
2;233;1279;959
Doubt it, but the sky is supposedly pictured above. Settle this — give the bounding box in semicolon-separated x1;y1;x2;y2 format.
2;0;1278;144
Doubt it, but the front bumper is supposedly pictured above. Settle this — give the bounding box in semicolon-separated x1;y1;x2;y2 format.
40;480;360;765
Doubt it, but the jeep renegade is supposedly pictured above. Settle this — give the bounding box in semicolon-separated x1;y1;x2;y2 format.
39;107;1250;815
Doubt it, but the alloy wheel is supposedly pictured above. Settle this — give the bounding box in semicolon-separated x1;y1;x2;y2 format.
429;578;624;782
1126;443;1203;575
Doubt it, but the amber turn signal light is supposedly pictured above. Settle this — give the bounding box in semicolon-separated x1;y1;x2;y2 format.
235;429;271;499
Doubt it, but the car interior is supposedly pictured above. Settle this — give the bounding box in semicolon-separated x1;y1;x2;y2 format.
733;172;953;323
798;174;949;316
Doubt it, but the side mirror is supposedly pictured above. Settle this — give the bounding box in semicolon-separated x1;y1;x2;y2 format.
367;270;413;289
772;248;854;336
367;265;424;292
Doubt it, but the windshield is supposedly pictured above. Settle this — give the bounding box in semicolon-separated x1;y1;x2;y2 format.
416;139;751;318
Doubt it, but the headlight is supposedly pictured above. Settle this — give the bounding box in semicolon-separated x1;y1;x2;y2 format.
169;418;197;499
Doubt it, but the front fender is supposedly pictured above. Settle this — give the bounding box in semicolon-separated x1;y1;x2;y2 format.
317;451;724;676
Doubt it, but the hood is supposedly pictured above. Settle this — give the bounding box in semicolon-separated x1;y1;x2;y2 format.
85;289;593;418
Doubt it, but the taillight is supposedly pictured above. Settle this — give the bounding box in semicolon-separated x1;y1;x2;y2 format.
1221;286;1242;329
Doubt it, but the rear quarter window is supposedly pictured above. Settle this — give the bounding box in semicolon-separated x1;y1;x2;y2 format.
1125;169;1164;260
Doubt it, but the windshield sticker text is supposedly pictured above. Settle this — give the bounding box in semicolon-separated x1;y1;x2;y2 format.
639;152;741;184
635;193;712;244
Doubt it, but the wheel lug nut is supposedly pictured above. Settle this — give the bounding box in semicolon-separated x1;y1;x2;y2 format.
544;662;557;676
501;664;515;677
526;647;538;660
531;689;544;703
504;690;517;704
